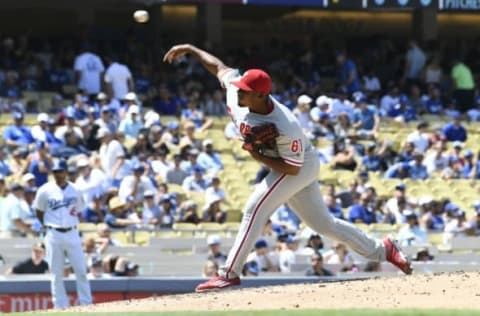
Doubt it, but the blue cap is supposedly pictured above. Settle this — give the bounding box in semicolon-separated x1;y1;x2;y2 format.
12;112;23;120
395;183;406;191
254;239;268;249
399;94;409;104
193;166;204;174
359;171;369;179
167;121;179;130
456;210;465;217
52;159;68;172
319;112;330;120
452;112;461;120
445;203;458;212
353;92;368;103
101;106;111;113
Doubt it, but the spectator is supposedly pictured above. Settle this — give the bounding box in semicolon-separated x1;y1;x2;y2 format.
305;251;333;277
384;162;411;179
361;143;382;172
75;157;107;205
423;200;446;232
182;166;208;193
380;82;400;116
442;114;467;142
105;197;140;229
424;142;449;174
413;248;434;262
141;190;161;226
468;201;480;235
179;121;202;150
104;56;133;101
387;95;416;124
166;154;188;185
95;106;117;134
81;193;107;224
383;183;408;224
26;141;52;187
96;223;122;247
3;112;34;149
83;237;106;256
451;57;475;113
348;192;375;224
462;150;476;178
270;203;301;232
293;95;314;137
65;93;89;121
176;199;198;225
406;121;430;153
118;162;156;204
242;261;260;277
202;260;219;278
31;113;55;144
403;39;426;88
205;176;226;204
277;235;300;273
409;152;429;180
181;98;213;132
97;128;125;187
197;139;223;173
202;195;226;224
118;105;143;140
7;242;48;274
87;255;106;279
336;50;360;94
246;239;278;273
153;85;180;115
299;232;324;256
397;211;428;247
467;97;480;121
206;235;227;266
0;183;36;238
331;139;357;171
443;209;471;245
74;46;105;97
323;241;357;272
352;95;380;138
54;109;84;143
0;148;11;177
101;254;139;277
423;55;443;86
362;67;381;98
324;195;344;220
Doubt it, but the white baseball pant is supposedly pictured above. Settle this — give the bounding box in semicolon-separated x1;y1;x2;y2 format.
220;154;386;279
45;228;92;308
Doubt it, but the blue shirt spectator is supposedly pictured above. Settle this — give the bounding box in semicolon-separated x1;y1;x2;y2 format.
384;162;411;179
118;105;144;139
197;140;223;172
337;51;360;94
408;157;429;180
28;146;51;187
270;204;301;231
348;195;375;224
82;198;107;224
3;112;34;147
353;104;378;131
361;146;382;172
442;116;467;142
182;167;209;192
424;97;443;114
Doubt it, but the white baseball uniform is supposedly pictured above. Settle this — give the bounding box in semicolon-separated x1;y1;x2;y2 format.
33;181;92;309
218;69;386;279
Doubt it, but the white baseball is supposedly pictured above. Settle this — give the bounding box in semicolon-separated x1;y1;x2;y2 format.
133;10;149;23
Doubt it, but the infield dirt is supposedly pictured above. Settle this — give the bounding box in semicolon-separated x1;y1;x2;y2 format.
70;271;479;312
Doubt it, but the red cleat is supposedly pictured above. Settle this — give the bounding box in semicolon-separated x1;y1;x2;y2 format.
195;276;241;293
384;238;413;275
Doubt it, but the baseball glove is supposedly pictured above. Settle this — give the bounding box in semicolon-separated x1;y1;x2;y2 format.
242;123;279;154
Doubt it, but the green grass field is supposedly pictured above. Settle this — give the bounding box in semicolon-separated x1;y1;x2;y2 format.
14;310;480;316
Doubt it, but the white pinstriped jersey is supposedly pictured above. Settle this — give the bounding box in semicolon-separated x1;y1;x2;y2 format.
219;69;314;167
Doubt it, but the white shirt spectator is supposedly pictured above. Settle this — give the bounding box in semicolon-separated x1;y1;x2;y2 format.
74;52;105;95
205;187;226;203
424;151;449;173
0;193;31;233
75;168;108;205
118;175;156;203
54;126;84;143
467;108;480;122
104;62;132;100
278;248;296;273
406;130;430;153
151;159;170;181
99;139;125;180
397;224;428;247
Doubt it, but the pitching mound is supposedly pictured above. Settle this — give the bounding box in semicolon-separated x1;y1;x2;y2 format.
73;271;480;312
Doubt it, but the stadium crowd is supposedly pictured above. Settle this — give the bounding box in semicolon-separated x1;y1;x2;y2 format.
1;34;480;277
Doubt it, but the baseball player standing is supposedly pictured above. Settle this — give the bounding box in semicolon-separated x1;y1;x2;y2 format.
164;44;412;292
33;159;92;308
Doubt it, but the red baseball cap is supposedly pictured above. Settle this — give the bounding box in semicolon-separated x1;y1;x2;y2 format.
231;69;271;94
